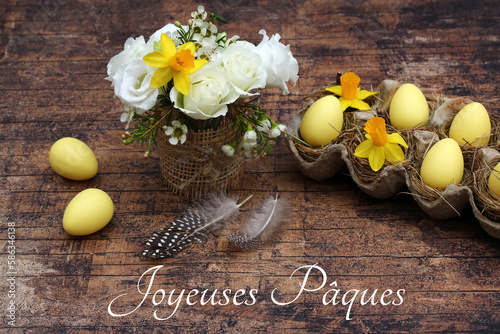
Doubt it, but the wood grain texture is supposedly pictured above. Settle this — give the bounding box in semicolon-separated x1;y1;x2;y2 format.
1;0;499;332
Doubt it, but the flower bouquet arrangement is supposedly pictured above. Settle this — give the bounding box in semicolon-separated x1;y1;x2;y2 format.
287;72;500;238
106;6;298;197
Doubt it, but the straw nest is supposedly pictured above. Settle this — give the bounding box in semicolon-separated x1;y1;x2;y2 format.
290;77;377;163
407;149;475;202
473;155;500;221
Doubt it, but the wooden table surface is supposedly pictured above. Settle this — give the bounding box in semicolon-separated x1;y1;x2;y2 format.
1;0;499;332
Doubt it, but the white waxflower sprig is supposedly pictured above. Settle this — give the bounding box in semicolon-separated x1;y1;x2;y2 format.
164;120;188;145
221;108;288;159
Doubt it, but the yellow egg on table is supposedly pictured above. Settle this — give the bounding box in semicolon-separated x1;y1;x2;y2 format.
488;162;500;197
449;102;491;148
389;83;429;130
63;188;114;236
420;138;464;189
49;137;98;180
299;95;343;147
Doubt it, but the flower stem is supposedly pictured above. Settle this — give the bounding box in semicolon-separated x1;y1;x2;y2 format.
284;131;312;148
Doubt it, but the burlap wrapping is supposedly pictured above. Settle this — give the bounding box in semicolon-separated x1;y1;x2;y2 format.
287;78;500;239
157;119;243;198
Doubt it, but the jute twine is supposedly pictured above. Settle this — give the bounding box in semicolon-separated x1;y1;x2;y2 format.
156;117;243;198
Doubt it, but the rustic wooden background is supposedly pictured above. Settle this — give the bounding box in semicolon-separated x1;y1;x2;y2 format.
1;0;499;332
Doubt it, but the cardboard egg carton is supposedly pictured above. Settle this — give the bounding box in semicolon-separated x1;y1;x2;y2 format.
287;80;500;239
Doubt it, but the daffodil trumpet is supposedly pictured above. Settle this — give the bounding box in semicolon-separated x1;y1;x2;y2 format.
354;117;408;172
326;72;377;111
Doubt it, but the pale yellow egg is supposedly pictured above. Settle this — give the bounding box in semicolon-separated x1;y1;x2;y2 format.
299;95;343;147
420;138;464;189
449;102;491;147
49;137;98;180
389;83;429;130
488;162;500;198
63;188;114;236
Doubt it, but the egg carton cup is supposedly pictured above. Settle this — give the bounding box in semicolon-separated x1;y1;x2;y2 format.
287;78;500;238
286;139;347;182
347;161;407;199
373;79;445;126
470;148;500;239
285;81;367;182
407;173;473;220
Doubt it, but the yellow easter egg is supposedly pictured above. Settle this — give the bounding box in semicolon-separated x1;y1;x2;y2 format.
488;162;500;197
299;95;343;147
389;83;429;130
449;102;491;147
63;188;114;236
420;138;464;189
49;137;98;180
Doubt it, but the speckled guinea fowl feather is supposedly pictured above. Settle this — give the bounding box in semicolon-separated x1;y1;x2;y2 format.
226;193;291;250
142;193;253;259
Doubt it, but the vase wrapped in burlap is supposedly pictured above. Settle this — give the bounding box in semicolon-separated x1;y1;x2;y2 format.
156;118;243;198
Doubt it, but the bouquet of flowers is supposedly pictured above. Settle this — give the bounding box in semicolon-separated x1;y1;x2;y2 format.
106;6;298;157
106;6;298;197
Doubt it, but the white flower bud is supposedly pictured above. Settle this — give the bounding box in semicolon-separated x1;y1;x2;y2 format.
244;150;255;159
222;145;235;157
244;130;257;141
242;141;256;151
269;127;281;138
257;119;271;132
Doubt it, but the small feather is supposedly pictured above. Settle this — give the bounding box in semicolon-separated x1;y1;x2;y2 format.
142;193;253;258
226;193;291;250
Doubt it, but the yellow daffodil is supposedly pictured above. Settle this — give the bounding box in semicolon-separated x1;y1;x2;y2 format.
326;72;377;111
143;33;206;95
354;117;408;172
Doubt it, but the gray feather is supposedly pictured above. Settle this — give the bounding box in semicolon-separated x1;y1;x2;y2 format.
226;194;291;250
142;193;253;258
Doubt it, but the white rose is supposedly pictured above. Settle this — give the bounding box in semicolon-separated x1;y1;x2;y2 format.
106;35;150;85
170;64;240;120
106;35;158;114
113;57;158;114
147;23;182;47
218;41;267;96
255;29;299;95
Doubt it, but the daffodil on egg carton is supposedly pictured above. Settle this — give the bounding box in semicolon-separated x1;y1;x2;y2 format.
286;73;500;238
286;72;378;182
286;73;414;200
